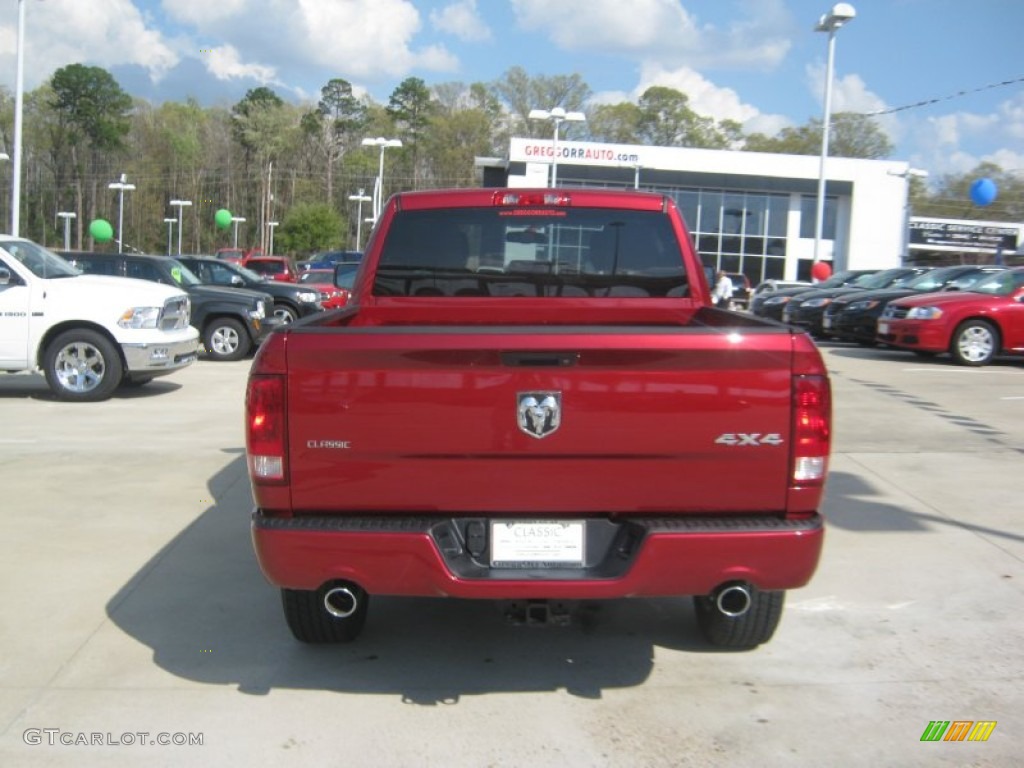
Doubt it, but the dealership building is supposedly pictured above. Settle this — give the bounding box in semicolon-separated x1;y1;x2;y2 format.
478;138;1023;285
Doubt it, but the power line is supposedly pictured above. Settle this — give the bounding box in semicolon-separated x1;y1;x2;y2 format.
861;75;1024;117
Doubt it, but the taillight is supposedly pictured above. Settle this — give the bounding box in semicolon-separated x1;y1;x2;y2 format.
246;374;287;483
791;374;830;486
492;191;571;206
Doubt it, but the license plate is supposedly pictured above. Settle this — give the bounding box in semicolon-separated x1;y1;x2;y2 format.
878;322;889;334
490;521;585;567
822;317;832;329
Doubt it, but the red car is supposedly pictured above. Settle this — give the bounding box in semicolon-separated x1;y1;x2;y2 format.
877;267;1024;365
242;255;297;283
297;267;353;309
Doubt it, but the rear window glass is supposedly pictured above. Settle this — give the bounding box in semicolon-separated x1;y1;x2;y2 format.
373;207;686;298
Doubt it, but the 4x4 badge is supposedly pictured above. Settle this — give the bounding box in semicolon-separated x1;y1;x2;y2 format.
518;392;561;439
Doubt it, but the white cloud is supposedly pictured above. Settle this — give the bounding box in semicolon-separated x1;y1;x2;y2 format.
0;0;178;90
162;0;248;26
205;45;277;83
511;0;791;70
430;0;492;42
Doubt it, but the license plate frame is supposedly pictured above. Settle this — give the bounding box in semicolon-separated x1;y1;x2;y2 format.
490;520;585;568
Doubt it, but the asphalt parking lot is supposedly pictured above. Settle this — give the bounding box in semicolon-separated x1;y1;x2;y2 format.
1;343;1021;767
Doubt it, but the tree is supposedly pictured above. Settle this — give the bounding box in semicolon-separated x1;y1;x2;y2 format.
489;67;591;139
309;78;366;204
276;202;344;255
744;112;892;159
47;64;133;247
387;77;435;187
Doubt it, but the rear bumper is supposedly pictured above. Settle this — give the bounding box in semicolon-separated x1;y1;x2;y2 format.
252;512;824;598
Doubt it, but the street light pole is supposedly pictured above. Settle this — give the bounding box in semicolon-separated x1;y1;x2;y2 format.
231;216;247;249
813;3;856;269
348;189;372;249
11;0;28;235
169;199;192;256
163;217;176;256
528;107;586;188
108;174;136;253
361;138;402;221
56;212;76;251
267;221;278;256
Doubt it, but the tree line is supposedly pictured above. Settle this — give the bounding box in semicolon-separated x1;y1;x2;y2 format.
0;64;1020;256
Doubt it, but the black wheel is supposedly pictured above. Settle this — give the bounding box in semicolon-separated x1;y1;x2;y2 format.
950;319;998;366
273;304;298;324
42;329;123;402
203;317;251;361
281;582;368;643
693;586;784;650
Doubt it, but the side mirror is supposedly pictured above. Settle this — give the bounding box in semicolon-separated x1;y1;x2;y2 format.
0;266;10;285
230;275;244;286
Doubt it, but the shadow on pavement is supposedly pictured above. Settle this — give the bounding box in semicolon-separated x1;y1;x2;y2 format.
0;371;182;400
104;453;729;703
825;470;1024;543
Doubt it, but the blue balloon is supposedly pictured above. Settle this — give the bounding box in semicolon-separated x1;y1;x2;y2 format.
970;178;997;206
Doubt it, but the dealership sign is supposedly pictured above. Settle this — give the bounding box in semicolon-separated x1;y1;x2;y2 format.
909;218;1019;252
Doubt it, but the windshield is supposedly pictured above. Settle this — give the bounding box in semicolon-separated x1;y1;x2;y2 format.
165;259;203;287
857;268;914;290
299;270;333;284
904;266;969;291
1;240;80;278
965;270;1024;297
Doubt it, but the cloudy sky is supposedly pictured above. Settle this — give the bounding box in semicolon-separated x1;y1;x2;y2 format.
0;0;1021;179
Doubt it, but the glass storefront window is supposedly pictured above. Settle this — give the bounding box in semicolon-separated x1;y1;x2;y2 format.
800;195;836;239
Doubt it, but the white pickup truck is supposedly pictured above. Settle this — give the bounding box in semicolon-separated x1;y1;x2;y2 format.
0;235;200;401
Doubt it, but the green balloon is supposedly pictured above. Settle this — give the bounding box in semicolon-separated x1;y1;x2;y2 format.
214;209;232;230
89;219;113;242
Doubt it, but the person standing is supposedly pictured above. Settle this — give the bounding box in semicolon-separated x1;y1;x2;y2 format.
712;271;734;309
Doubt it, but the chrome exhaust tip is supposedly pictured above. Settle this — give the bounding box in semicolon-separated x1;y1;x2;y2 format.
714;583;752;617
323;585;359;618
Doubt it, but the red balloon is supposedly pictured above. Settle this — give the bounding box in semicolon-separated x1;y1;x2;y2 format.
811;261;832;281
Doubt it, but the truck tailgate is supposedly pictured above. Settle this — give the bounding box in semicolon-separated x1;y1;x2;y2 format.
284;324;795;514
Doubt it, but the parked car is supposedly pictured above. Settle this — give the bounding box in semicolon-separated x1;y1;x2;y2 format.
60;251;280;361
751;270;878;321
177;256;323;324
823;265;1006;346
782;267;931;338
242;255;298;283
297;250;363;272
877;267;1024;365
296;266;356;309
1;237;199;401
751;279;812;302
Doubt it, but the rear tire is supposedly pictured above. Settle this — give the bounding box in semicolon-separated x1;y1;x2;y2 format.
273;304;298;324
950;319;998;366
281;583;368;643
693;587;784;650
203;317;251;361
42;329;123;402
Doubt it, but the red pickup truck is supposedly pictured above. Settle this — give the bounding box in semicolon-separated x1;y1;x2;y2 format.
246;188;832;649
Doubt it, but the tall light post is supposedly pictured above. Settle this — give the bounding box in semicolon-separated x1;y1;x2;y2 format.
163;217;176;256
10;0;34;235
231;216;247;249
56;212;76;251
267;221;278;256
361;137;402;221
169;199;192;256
108;174;135;253
812;3;856;269
348;189;372;249
528;106;586;188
